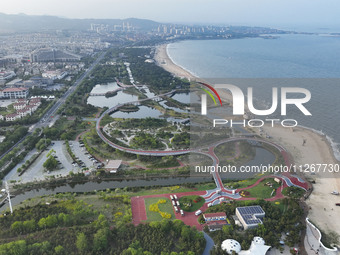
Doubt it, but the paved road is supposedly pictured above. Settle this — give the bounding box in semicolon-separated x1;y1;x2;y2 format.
203;232;215;255
0;51;106;161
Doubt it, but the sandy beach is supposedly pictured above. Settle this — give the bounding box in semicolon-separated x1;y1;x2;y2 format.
155;43;340;240
154;44;196;80
261;125;340;237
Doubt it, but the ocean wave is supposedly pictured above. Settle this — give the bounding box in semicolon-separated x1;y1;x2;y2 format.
166;44;200;78
298;124;340;161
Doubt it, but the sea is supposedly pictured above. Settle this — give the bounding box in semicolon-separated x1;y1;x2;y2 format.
167;33;340;161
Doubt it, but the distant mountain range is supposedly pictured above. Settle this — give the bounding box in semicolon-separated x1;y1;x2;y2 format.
0;13;160;33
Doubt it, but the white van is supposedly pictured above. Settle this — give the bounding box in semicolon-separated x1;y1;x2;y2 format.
174;206;178;212
174;194;178;200
180;210;184;216
170;195;174;200
195;210;202;216
172;201;176;206
176;201;180;206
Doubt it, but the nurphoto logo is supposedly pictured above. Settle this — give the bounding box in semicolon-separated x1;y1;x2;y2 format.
199;82;312;128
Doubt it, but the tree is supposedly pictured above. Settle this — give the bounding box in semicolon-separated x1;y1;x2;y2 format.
11;221;23;234
54;245;65;255
96;214;109;229
45;215;58;228
93;228;109;252
43;156;58;171
38;218;47;229
76;232;88;253
23;220;36;233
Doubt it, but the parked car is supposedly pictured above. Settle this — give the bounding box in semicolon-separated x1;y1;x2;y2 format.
180;210;184;216
195;210;202;216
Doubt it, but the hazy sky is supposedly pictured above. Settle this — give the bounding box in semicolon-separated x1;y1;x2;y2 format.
2;0;340;28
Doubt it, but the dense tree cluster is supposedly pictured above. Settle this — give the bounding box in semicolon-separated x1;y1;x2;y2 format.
0;128;42;179
131;132;165;150
42;117;88;140
121;47;190;92
116;117;168;130
111;220;205;255
172;132;190;149
0;194;205;255
0;126;28;155
208;199;304;254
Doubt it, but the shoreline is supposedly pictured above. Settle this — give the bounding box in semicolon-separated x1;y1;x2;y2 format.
154;44;197;80
155;42;340;239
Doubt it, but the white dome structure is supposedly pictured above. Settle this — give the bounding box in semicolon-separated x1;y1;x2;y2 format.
253;236;265;245
221;239;242;254
239;236;270;255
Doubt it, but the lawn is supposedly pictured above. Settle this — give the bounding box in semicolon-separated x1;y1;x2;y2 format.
16;192;131;224
179;195;205;212
245;179;280;199
225;178;259;189
122;183;216;197
271;199;288;213
144;197;175;222
282;186;306;199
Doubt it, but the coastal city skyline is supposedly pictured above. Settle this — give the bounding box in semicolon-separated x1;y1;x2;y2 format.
1;0;340;28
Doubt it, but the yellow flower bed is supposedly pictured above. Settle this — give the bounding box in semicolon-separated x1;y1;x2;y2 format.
169;186;180;191
149;199;171;219
114;212;123;218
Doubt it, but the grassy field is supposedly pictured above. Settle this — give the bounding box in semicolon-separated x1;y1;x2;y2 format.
120;183;216;197
225;178;259;189
246;178;280;199
224;172;273;189
144;197;176;222
179;195;205;212
282;186;306;199
15;192;131;224
271;199;288;213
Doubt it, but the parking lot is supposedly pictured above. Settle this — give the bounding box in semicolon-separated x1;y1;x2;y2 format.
69;141;100;169
6;141;87;184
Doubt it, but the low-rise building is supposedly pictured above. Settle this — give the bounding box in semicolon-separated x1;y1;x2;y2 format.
29;98;41;106
236;206;265;230
104;160;122;173
203;212;230;232
203;212;227;222
17;108;31;117
6;113;20;121
5;78;22;87
25;104;38;112
0;71;16;81
13;102;27;110
42;70;68;80
0;87;29;99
